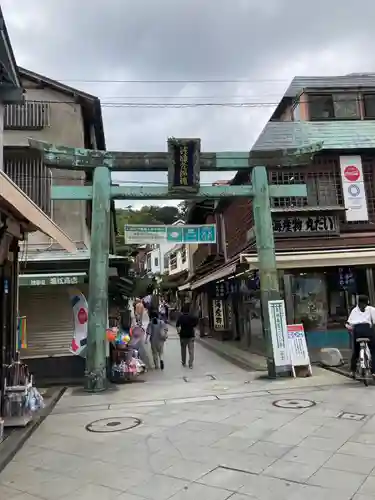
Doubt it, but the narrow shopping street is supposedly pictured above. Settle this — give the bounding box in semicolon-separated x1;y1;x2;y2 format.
0;326;375;499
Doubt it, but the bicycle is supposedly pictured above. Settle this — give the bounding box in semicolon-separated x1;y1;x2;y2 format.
355;337;372;386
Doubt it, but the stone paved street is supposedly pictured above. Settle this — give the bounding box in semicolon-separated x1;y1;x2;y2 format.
1;326;375;499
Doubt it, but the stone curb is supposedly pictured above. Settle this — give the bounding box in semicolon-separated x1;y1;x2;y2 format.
0;387;66;473
320;363;352;378
196;337;267;372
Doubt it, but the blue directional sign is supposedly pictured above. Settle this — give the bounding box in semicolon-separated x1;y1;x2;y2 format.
199;225;216;243
166;226;183;243
183;226;199;242
125;224;216;244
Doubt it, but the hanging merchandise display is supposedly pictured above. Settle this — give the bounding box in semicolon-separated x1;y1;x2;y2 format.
107;326;146;382
2;353;45;427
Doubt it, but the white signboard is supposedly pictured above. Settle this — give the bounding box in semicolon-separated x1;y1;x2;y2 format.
340;155;369;222
124;225;166;244
287;324;312;377
268;300;290;368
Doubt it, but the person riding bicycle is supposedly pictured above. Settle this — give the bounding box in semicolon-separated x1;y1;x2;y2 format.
346;294;375;379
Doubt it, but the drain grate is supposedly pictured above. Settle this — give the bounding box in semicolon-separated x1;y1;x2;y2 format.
273;399;316;409
85;416;142;433
337;412;366;421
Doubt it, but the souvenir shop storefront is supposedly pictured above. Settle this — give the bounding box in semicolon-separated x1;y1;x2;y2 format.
0;171;76;434
190;261;266;351
241;248;375;350
18;253;132;382
206;267;267;354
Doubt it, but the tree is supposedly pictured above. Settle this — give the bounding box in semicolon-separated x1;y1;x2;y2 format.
115;205;182;256
177;201;189;221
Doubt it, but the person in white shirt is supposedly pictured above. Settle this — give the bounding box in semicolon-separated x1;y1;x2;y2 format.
346;295;375;378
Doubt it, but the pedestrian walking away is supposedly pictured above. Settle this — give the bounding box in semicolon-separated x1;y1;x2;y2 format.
146;310;168;370
176;303;198;368
134;298;145;326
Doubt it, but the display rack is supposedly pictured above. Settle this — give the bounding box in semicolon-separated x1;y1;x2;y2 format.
1;356;45;428
109;342;146;383
3;379;34;427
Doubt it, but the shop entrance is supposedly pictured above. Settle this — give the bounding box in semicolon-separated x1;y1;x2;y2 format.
31;137;318;391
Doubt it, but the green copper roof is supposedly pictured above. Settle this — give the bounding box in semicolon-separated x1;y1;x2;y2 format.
252;120;375;153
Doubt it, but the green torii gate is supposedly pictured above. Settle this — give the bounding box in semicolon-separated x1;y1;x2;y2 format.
29;138;313;392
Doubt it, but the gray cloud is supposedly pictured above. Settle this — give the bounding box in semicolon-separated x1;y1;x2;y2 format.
3;0;375;208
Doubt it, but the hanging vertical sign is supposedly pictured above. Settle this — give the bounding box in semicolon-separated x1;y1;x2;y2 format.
168;137;200;194
213;299;225;330
339;156;369;221
268;300;290;368
69;289;88;357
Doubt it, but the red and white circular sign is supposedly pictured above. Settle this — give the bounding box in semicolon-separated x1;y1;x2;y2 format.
344;165;360;182
77;307;88;325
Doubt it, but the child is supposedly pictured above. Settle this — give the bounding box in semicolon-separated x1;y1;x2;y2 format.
146;312;168;370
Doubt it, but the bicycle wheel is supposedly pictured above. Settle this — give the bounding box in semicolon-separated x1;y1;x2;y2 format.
363;368;370;386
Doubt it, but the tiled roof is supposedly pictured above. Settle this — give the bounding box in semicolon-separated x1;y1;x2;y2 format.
285;74;375;99
251;120;375;153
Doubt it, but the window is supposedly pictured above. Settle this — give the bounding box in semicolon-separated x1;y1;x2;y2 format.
309;93;359;120
306;175;339;206
181;245;187;263
309;94;334;119
170;252;177;270
333;93;359;119
364;94;375;118
154;257;159;268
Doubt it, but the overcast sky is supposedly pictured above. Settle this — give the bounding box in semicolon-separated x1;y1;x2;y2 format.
3;0;375;208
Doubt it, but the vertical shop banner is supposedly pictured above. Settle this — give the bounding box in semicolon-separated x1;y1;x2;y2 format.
213;299;225;330
339;156;369;221
69;289;88;357
17;316;27;349
287;324;312;376
268;300;290;368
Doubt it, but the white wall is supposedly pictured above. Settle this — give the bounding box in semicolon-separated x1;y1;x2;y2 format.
168;245;189;276
145;242;175;275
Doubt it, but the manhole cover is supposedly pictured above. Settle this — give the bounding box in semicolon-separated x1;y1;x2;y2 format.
273;399;316;409
337;412;366;421
85;416;142;433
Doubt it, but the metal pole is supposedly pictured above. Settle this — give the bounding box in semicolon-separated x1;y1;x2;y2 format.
85;165;111;392
252;165;280;378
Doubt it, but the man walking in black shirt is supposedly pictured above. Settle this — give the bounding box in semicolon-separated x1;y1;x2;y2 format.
176;303;198;369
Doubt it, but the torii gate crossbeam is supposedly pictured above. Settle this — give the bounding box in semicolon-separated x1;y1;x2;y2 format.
29;138;316;392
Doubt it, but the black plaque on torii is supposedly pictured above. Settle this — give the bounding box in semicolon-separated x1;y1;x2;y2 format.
167;137;201;194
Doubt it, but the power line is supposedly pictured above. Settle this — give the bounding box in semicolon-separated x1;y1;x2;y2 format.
52;78;291;84
17;96;369;109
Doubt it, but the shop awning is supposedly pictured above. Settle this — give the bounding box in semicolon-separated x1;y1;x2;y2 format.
0;171;76;252
190;262;237;290
19;272;87;287
178;282;191;291
240;249;375;270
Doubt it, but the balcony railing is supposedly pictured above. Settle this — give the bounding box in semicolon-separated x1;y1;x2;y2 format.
3;151;52;216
